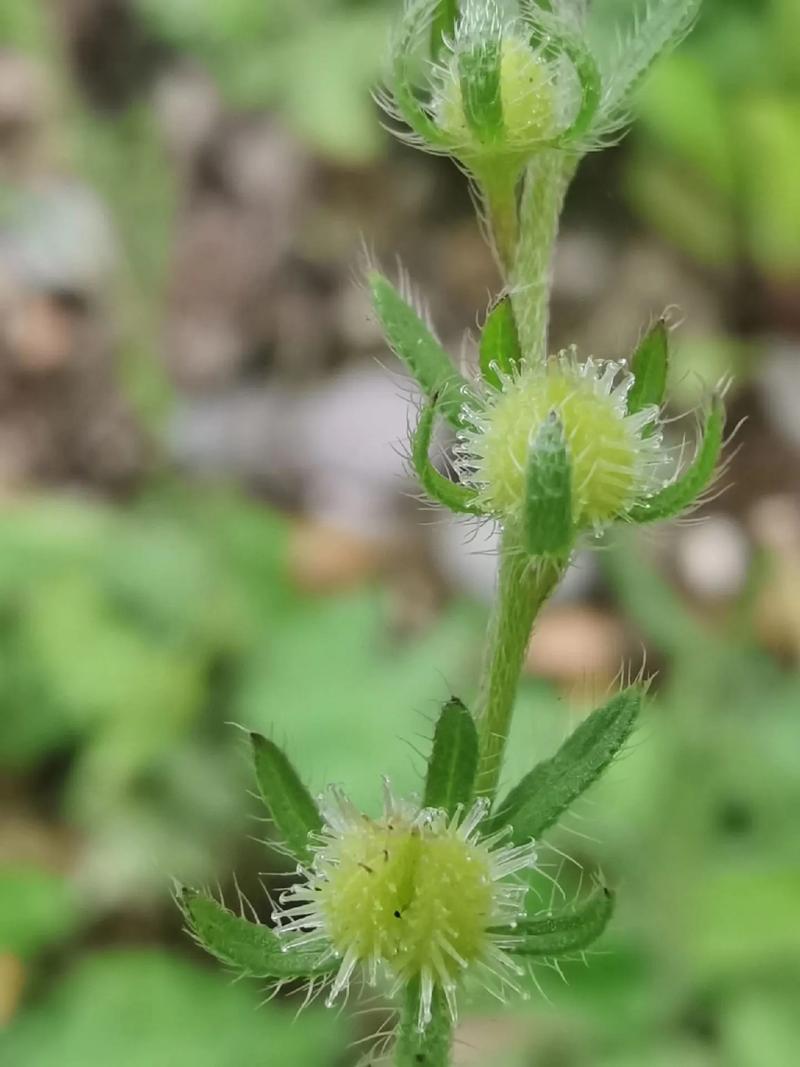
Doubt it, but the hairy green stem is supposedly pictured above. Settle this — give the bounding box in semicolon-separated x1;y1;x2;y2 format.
475;531;562;800
511;151;575;363
480;167;520;277
395;981;452;1067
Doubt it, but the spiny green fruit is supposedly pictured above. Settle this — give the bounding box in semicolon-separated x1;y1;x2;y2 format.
459;349;662;531
273;786;535;1028
435;35;557;155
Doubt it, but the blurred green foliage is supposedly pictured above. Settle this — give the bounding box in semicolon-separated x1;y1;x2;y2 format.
2;950;344;1066
135;0;393;162
0;488;481;906
627;0;800;280
0;0;48;52
75;108;178;427
0;868;78;959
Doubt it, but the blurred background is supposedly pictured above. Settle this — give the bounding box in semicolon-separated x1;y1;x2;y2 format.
1;1;799;1064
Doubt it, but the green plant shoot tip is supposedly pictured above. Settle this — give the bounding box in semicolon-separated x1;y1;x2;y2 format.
628;318;669;417
480;296;522;388
423;697;479;816
250;733;322;863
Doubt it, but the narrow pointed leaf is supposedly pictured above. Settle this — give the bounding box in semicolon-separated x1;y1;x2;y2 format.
180;890;335;978
627;396;724;524
369;271;474;429
523;412;574;557
412;401;483;515
487;686;643;843
480;296;522;388
251;733;321;862
628;319;669;416
499;888;615;957
423;697;479;815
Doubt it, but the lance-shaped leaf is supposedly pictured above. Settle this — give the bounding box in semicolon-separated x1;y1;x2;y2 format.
369;272;474;430
628;318;669;417
412;400;483;515
498;887;615;957
480;296;522;389
523;412;574;558
487;686;643;843
458;2;504;145
626;396;725;524
423;697;479;816
251;733;321;862
180;890;335;978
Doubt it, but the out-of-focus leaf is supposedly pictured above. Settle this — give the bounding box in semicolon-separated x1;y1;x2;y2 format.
721;990;800;1067
737;94;800;279
635;56;733;196
238;591;481;810
135;1;390;162
626;153;737;268
0;868;77;959
2;950;343;1067
686;866;800;981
